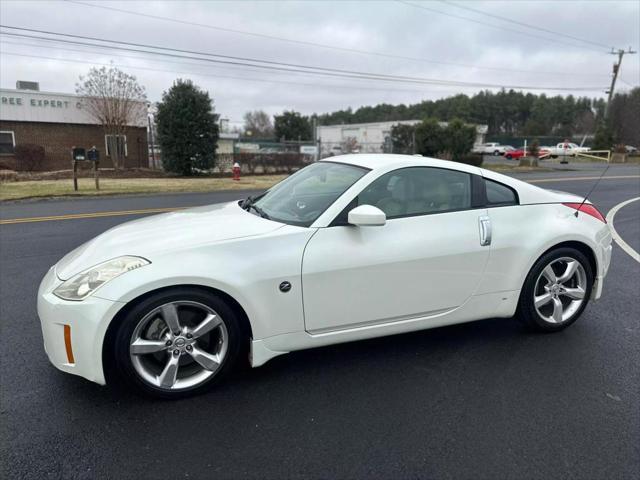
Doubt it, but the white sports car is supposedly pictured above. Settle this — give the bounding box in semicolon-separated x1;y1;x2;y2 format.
38;154;612;398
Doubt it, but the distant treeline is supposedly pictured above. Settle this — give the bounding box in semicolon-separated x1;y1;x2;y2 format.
316;88;639;146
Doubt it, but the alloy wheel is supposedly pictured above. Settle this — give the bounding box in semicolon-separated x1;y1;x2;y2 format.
129;301;228;390
533;256;587;324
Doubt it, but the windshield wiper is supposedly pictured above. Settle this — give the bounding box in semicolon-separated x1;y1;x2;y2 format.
241;195;270;219
248;204;270;220
241;195;255;209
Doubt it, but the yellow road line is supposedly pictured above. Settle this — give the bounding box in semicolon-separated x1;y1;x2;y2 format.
1;174;639;225
0;207;186;225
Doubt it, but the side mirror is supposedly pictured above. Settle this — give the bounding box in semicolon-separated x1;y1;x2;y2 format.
348;205;386;227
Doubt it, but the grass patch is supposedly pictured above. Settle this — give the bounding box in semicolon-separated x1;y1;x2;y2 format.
481;164;555;173
0;175;287;201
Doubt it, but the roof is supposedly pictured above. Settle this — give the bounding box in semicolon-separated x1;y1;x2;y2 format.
318;119;422;130
320;153;483;175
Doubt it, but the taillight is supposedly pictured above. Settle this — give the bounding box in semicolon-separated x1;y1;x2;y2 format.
563;203;606;223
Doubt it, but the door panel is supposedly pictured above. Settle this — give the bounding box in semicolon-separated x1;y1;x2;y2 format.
302;209;490;333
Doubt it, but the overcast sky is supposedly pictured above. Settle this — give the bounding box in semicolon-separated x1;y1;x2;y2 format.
1;0;639;127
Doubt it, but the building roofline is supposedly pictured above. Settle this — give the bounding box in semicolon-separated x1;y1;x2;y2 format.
318;119;422;129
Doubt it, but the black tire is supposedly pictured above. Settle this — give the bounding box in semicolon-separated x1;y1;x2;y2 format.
110;287;244;399
493;150;500;156
506;154;513;160
517;247;593;332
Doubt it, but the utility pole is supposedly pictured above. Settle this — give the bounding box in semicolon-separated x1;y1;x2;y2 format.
605;47;636;119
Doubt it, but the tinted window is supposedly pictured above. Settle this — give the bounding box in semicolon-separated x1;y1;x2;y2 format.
485;179;517;205
356;167;471;218
253;161;367;227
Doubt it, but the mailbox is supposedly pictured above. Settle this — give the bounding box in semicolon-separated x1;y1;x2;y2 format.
87;147;100;162
72;147;86;161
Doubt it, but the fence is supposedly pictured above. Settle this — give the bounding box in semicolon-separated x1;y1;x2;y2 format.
215;153;313;174
320;141;387;157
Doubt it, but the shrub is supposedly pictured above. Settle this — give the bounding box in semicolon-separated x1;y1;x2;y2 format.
390;124;416;154
528;138;540;158
444;119;476;161
14;144;45;171
613;144;627;154
415;118;445;157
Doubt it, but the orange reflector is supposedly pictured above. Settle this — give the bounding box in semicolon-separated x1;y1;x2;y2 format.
63;325;75;364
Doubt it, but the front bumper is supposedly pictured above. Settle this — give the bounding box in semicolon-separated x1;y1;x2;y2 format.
37;266;123;385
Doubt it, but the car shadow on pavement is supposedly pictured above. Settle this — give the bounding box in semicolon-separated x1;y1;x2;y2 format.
51;314;555;407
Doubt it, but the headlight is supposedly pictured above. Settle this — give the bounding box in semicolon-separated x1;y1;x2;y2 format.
53;256;150;301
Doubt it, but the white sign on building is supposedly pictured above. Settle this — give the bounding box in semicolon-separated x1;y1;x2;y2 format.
300;145;318;155
0;88;146;127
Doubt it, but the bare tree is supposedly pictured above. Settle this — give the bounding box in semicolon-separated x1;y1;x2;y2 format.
342;136;359;153
243;110;274;138
76;66;146;169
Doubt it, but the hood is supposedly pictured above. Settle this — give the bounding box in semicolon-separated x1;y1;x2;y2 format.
56;201;282;279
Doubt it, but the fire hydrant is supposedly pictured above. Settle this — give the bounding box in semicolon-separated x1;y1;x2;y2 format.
232;161;241;181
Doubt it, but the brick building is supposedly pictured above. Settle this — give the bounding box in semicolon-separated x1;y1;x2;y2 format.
0;83;148;171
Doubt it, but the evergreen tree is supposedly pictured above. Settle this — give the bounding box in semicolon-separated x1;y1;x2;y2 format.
274;111;312;141
415;118;445;157
156;79;218;176
390;124;416;154
444;119;476;161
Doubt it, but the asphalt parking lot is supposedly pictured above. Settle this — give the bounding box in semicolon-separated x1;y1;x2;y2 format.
1;164;639;479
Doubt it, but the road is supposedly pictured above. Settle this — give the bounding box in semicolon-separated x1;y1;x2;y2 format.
1;165;639;479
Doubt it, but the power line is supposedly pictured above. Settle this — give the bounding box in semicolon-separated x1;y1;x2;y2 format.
440;0;613;50
64;0;607;78
6;37;621;98
397;0;607;53
0;50;475;95
0;34;611;82
0;38;403;84
0;26;608;91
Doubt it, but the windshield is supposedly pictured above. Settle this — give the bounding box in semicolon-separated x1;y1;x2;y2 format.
249;162;368;227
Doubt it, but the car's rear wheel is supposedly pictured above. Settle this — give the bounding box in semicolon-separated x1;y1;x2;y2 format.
505;154;513;159
111;288;243;399
493;150;500;156
518;247;593;332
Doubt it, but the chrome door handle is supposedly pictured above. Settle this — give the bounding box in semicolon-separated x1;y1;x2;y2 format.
479;215;492;246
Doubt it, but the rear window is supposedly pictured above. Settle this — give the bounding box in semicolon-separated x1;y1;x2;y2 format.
485;179;518;206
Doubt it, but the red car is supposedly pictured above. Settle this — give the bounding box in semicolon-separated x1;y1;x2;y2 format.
504;148;549;160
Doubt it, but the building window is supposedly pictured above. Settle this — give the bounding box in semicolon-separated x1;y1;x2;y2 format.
105;135;127;157
0;131;16;155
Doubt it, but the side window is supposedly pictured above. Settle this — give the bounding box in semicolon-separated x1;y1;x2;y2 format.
357;167;472;219
485;179;518;206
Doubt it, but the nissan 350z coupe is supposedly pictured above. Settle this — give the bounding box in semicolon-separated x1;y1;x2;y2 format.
38;154;612;398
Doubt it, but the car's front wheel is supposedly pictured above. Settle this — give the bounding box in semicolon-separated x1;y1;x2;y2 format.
110;287;244;398
518;247;593;332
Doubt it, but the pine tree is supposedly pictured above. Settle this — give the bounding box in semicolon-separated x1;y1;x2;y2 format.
156;79;218;175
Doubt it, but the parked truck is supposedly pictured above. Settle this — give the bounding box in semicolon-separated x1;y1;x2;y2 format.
471;142;514;155
543;142;591;158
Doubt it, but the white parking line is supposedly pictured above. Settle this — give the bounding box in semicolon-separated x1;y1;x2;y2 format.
606;197;640;263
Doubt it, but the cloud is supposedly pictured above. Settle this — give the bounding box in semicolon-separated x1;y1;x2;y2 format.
1;0;638;125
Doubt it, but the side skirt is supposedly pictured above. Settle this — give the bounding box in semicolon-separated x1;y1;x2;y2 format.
250;290;520;367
